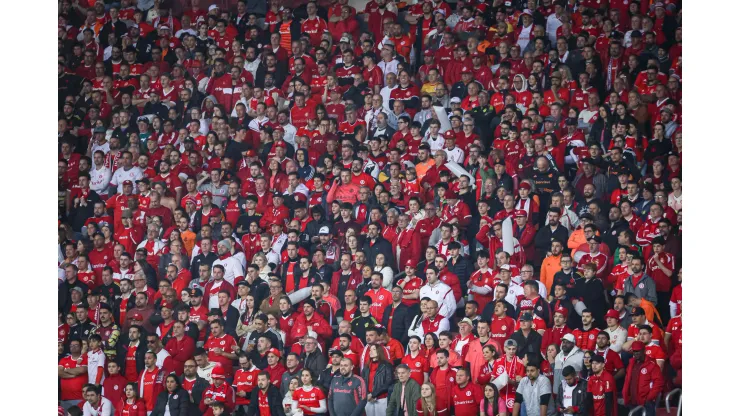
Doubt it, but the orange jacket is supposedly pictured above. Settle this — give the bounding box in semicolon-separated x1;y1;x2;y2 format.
540;254;562;295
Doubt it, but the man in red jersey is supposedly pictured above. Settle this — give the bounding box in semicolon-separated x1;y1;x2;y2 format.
587;354;618;416
138;351;167;413
233;354;260;412
452;367;484;415
572;309;600;352
204;319;238;380
594;331;625;380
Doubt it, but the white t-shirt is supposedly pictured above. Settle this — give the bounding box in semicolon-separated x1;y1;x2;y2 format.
90;164;112;193
110;166;143;193
82;397;114;416
562;382;576;408
87;349;106;385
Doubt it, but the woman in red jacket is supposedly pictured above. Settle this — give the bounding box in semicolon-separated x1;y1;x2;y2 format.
476;345;500;386
115;382;147;416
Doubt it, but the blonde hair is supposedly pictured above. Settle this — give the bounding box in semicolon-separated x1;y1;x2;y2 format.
420;383;438;416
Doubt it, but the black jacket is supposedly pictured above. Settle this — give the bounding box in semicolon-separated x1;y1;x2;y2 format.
361;360;394;399
382;303;412;347
189;252;218;278
603;219;629;253
534;225;570;262
556;378;590;416
447;255;474;289
575;278;609;328
247;385;286;416
362;236;395;270
301;349;328;377
150;387;190;416
178;375;209;415
510;329;543;359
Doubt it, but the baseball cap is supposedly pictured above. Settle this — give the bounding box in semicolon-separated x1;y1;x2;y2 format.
520;313;533;321
561;333;576;343
135;178;150;185
319;226;330;235
190;288;203;297
631;341;645;351
306;329;318;340
405;259;416;268
544;116;556;123
267;348;282;357
93;126;106;134
514;210;527;217
458;317;474;327
504;339;517;348
161;301;172;310
340;36;350;43
450;97;462;104
588;236;602;244
632;306;646;316
132;312;144;321
499;264;512;272
122;180;134;186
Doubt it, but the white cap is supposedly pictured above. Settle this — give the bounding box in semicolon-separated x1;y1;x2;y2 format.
319;226;331;235
450;97;462;104
561;333;576;343
306;330;318;340
208;4;219;11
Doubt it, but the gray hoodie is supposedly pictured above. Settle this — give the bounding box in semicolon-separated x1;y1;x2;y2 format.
553;347;584;395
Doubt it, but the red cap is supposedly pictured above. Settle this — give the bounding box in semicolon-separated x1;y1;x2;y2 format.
190;60;202;68
443;130;456;139
405;259;416;268
631;341;645;351
605;309;620;320
475;4;487;13
245;149;257;157
444;188;457;200
273;125;285;133
123;180;134;186
210;363;226;379
294;193;308;203
132;312;144;321
519;182;532;191
423;49;434;57
460;66;472;74
514;209;527;217
274;140;287;149
201;191;213;198
267;348;282;358
161;301;172;310
183;196;196;205
554;306;568;316
471;51;483;58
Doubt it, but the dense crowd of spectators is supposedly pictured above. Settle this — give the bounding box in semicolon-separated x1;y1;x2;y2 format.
58;0;682;415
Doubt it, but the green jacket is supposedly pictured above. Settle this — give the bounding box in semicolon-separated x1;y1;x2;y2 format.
386;378;421;416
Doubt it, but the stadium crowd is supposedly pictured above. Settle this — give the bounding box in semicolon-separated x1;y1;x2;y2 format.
57;0;682;415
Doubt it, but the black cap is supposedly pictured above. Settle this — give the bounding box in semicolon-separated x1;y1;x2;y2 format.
565;117;578;126
520;313;533;321
579;213;595;221
588;236;602;244
362;52;377;61
98;302;113;312
632;306;646;316
237;280;250;287
581;157;595;165
190;288;203;297
136;178;150;184
304;299;316;309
